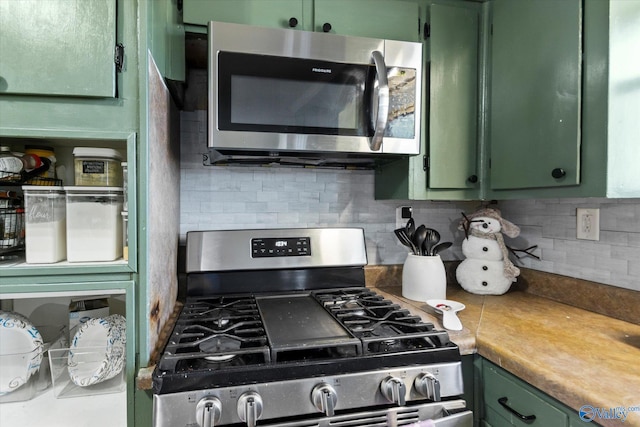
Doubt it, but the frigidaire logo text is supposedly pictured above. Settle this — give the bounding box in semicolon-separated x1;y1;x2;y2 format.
312;67;332;74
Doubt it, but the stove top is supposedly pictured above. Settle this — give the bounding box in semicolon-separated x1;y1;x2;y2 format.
153;287;458;394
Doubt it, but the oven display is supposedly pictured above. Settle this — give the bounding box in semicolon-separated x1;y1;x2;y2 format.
251;237;311;257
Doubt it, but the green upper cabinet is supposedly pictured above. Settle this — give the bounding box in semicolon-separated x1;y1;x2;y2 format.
0;0;116;98
488;0;582;191
486;0;640;199
183;0;305;30
314;0;419;41
427;2;479;189
183;0;420;41
375;0;481;201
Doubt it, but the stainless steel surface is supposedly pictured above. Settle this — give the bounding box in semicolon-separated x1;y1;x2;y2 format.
257;400;472;427
157;397;472;427
370;50;389;152
154;362;464;427
207;21;422;156
186;228;367;273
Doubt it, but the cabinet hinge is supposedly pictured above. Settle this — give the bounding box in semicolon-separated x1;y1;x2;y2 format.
423;22;430;39
115;43;125;73
423;155;429;171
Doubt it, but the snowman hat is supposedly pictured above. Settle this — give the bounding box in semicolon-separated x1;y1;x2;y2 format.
459;207;520;238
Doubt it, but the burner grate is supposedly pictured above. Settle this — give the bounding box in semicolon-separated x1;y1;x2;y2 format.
312;288;451;355
157;295;272;372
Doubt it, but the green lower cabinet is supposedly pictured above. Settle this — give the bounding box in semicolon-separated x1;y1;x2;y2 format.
479;358;579;427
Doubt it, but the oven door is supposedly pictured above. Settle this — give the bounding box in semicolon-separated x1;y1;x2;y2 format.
256;400;473;427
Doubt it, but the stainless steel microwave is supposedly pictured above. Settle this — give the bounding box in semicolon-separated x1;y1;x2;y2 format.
207;21;422;159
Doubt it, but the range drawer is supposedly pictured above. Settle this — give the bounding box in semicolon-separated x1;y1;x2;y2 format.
482;361;568;427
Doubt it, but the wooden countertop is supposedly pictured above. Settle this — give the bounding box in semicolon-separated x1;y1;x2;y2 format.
372;285;640;427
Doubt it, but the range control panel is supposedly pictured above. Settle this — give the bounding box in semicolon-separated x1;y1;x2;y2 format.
251;237;311;258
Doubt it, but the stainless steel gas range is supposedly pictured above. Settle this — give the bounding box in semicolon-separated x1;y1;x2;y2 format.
153;228;472;427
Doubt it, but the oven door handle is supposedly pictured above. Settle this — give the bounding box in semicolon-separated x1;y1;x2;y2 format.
370;50;389;152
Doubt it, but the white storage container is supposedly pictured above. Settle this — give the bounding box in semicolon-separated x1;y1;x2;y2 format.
22;186;66;263
64;187;123;262
73;147;123;187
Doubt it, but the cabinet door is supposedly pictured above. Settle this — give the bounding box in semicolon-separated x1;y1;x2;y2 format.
0;0;116;98
489;0;581;190
483;361;568;427
315;0;420;41
427;3;479;189
183;0;304;29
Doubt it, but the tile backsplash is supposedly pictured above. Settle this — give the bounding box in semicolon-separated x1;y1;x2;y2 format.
181;111;640;292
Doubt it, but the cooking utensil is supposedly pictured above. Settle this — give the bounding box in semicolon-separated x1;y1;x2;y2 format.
430;241;452;256
394;228;418;255
426;299;465;331
405;217;415;241
412;225;427;256
423;228;440;256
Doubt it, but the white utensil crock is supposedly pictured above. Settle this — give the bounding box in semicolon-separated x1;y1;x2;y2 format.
402;254;447;302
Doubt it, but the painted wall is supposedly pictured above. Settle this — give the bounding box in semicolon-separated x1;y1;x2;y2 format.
180;111;640;292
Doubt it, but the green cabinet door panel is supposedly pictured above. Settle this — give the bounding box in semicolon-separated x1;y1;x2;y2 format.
0;0;116;98
482;360;570;427
315;0;419;41
183;0;306;30
489;0;581;190
428;3;478;189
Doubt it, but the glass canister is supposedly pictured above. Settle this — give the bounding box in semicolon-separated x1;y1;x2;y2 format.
22;186;66;263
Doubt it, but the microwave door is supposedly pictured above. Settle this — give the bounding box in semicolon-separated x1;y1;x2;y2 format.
369;51;389;152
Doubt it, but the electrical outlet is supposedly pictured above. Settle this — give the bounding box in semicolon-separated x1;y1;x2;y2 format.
396;206;412;229
576;208;600;240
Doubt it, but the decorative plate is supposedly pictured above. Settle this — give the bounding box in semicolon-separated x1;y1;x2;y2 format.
0;310;44;394
68;314;126;387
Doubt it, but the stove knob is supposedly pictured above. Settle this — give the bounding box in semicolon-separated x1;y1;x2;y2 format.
237;391;263;427
414;373;441;402
380;376;406;406
311;383;338;417
196;396;222;427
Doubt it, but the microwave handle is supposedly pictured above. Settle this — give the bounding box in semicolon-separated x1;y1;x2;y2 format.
370;51;389;152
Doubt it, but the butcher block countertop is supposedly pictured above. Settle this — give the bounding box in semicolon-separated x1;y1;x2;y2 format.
366;265;640;427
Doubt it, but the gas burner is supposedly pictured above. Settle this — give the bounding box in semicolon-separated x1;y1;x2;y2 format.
200;335;242;361
201;308;232;327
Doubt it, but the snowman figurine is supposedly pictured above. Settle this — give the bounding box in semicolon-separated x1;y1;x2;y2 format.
456;208;521;295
